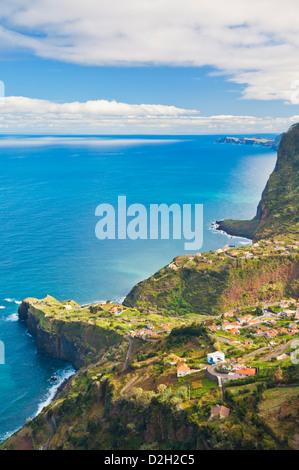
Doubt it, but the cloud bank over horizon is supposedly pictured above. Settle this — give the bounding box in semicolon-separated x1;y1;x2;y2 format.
0;96;298;134
0;0;299;103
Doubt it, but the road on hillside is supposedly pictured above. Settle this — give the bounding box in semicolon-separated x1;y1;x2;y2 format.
42;411;56;450
122;337;135;372
262;339;297;362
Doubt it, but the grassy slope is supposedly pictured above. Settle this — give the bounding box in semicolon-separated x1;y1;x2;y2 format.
124;246;299;315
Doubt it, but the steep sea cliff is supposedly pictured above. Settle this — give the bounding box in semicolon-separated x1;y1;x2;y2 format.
18;296;125;369
217;124;299;241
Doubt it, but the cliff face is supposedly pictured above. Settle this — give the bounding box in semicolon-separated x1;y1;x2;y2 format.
18;297;125;369
217;124;299;241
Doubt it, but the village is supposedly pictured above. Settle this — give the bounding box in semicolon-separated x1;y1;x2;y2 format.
107;295;299;345
168;238;299;270
50;256;299;426
104;296;299;385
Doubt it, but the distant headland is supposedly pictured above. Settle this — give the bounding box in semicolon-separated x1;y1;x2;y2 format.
214;134;283;150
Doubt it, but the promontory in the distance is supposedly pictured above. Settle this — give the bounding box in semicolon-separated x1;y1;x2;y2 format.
214;134;283;150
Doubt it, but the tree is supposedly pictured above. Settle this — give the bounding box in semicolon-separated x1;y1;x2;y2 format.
273;368;283;384
255;306;263;316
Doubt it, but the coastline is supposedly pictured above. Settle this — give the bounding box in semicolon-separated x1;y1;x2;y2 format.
35;366;76;415
51;373;74;401
210;220;252;244
5;222;253;442
0;364;75;444
212;218;257;241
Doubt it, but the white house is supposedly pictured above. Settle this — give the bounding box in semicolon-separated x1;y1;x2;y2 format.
222;321;240;330
176;364;201;378
207;351;225;365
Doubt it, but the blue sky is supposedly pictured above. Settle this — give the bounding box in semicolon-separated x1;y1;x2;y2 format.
2;59;295;117
0;0;299;134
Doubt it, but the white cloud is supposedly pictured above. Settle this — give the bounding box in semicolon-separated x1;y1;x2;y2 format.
1;96;196;116
0;95;298;134
0;0;299;102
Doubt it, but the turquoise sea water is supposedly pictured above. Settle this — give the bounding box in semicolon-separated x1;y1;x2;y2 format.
0;134;277;441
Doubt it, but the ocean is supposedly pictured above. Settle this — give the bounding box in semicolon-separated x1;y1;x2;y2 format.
0;134;277;441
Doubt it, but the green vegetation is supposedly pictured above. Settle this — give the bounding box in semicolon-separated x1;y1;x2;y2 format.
2;124;299;450
124;249;299;315
218;124;299;241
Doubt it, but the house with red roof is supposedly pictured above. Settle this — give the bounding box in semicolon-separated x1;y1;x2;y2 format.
176;363;201;378
209;405;230;420
230;328;239;335
235;367;257;377
207;324;217;332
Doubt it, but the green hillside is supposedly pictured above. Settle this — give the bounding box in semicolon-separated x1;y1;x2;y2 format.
217;124;299;241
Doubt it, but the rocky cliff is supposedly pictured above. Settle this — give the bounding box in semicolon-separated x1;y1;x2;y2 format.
217;124;299;241
18;296;125;369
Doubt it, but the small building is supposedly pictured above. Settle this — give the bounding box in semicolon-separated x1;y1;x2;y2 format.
277;353;289;361
282;309;296;317
222;321;240;331
207;351;225;364
161;323;171;332
176;363;201;378
207;324;217;332
209;405;230;420
237;314;253;324
230;328;240;335
176;363;191;377
64;305;73;310
223;311;234;318
146;330;158;337
229;251;239;257
109;305;124;315
234;367;257;377
279;327;288;334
